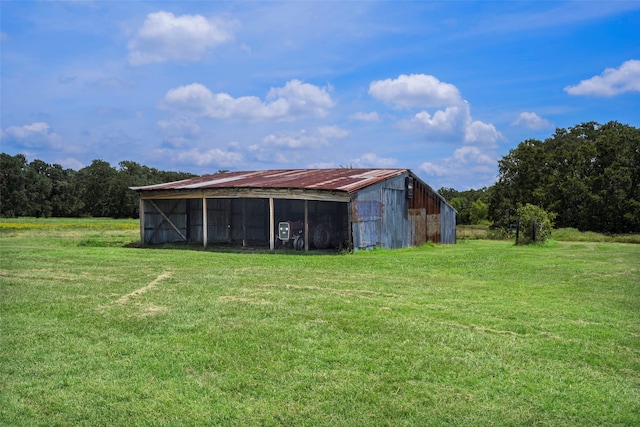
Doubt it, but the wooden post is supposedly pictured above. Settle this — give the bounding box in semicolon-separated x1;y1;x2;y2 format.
304;200;309;252
139;198;145;244
515;217;520;245
269;197;275;251
203;197;208;249
532;219;537;243
242;198;247;247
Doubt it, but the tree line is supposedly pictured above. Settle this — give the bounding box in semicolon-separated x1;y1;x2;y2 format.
0;155;195;219
1;121;638;234
488;121;639;234
439;121;639;234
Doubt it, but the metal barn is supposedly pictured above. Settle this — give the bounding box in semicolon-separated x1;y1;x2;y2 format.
130;168;456;251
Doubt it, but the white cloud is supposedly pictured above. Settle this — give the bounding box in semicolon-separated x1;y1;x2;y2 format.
419;162;448;177
262;125;347;149
350;152;398;168
1;122;62;148
407;106;463;133
350;112;380;122
400;101;502;146
564;59;640;97
452;146;495;165
162;80;334;122
157;148;243;168
128;11;235;65
369;74;462;109
512;112;553;130
369;74;502;147
419;146;498;186
157;117;201;148
56;157;85;171
317;125;349;139
464;119;501;145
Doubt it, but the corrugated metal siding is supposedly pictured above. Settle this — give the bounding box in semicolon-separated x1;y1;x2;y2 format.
407;172;456;245
440;202;457;244
143;199;188;244
351;174;408;250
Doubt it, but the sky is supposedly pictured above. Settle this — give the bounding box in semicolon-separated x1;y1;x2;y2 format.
1;1;639;190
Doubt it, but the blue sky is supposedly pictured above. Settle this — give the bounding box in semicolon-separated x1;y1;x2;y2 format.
2;1;639;190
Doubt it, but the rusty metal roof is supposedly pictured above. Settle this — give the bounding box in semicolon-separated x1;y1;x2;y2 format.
131;168;409;194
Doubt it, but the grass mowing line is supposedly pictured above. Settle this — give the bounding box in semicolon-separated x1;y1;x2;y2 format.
112;271;172;305
259;283;400;299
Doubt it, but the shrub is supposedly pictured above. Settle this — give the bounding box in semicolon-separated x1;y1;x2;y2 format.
516;204;556;245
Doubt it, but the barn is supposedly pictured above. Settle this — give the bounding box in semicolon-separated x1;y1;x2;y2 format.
130;168;456;251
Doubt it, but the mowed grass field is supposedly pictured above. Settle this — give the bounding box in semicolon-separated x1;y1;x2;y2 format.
1;218;639;426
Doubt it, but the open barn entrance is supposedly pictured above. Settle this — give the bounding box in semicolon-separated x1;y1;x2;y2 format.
140;197;349;251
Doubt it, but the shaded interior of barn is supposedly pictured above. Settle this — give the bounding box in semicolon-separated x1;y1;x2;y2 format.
143;198;350;250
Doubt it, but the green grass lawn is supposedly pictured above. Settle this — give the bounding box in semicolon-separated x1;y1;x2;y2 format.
1;219;639;426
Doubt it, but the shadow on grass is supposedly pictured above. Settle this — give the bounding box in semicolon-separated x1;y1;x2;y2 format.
123;240;346;255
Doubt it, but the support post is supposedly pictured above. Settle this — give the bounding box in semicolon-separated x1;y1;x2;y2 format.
203;197;208;249
242;198;247;247
304;200;309;252
139;198;145;244
269;197;275;251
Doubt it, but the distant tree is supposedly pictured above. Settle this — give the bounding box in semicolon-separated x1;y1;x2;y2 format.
75;160;118;217
25;159;53;217
490;121;640;233
1;154;199;218
49;164;83;217
439;186;490;225
0;154;29;217
469;199;488;224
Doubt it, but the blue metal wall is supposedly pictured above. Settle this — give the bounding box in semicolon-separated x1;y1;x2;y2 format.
350;172;456;250
351;174;409;250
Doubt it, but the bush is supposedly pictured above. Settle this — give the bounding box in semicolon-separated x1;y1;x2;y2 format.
516;204;556;245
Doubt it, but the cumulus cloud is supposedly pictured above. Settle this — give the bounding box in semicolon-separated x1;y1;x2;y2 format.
317;125;349;139
162;80;334;122
350;152;398;168
512;112;553;130
157;116;201;148
1;122;62;148
419;145;497;186
564;59;640;97
262;125;348;149
369;74;462;109
350;112;380;122
419;144;497;187
370;74;501;147
157;147;243;168
400;100;502;146
128;11;235;65
452;146;495;165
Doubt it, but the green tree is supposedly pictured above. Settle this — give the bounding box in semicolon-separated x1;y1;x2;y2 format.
49;164;83;217
469;199;488;224
0;153;29;217
75;160;118;217
490;122;640;234
25;159;53;217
